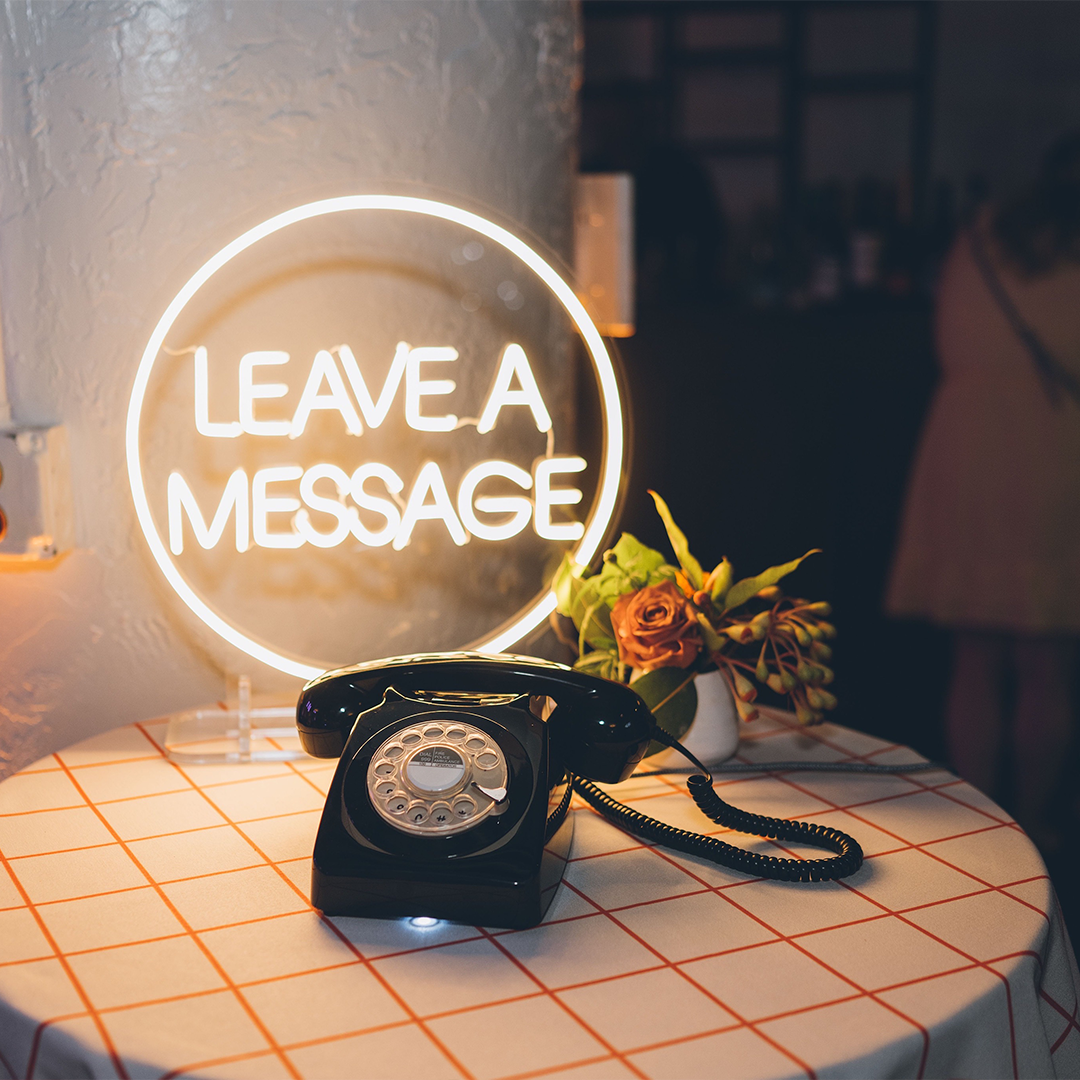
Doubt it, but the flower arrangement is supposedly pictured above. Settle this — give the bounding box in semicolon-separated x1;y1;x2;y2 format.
552;492;837;744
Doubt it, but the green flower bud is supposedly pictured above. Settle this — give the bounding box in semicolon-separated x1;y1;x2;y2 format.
734;695;759;722
731;670;758;702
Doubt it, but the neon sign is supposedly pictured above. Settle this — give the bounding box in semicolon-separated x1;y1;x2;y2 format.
127;195;625;680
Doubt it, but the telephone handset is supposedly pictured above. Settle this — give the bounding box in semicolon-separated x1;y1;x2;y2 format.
297;652;861;929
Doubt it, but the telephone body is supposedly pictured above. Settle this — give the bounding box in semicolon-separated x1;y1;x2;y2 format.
296;652;654;929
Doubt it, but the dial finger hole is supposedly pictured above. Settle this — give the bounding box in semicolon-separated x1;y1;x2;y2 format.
464;735;485;751
402;732;422;745
375;782;396;797
374;762;395;776
431;805;453;826
445;727;467;741
422;726;444;739
384;744;404;759
475;752;499;769
388;796;409;814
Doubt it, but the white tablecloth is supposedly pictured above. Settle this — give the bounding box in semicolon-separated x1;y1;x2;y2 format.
0;709;1077;1079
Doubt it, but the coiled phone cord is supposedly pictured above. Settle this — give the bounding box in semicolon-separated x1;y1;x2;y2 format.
569;728;864;883
544;780;574;843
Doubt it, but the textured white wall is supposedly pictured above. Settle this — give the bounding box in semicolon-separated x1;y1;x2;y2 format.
0;1;579;775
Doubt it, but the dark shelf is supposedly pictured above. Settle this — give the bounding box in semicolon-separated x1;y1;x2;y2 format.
582;0;935;230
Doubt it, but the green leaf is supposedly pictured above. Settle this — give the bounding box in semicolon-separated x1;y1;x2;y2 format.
706;558;733;603
648;563;680;586
695;613;726;653
631;666;698;757
608;533;667;584
593;559;634;607
553;558;617;649
573;649;621;681
552;554;579;616
578;599;616;652
649;491;704;590
721;550;822;613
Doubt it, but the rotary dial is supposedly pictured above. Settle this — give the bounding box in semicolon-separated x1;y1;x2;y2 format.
366;720;509;836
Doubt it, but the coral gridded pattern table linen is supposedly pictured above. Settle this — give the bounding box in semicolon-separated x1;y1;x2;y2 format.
0;711;1077;1080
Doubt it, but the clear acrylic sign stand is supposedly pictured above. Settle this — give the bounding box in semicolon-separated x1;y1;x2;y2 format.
163;675;306;764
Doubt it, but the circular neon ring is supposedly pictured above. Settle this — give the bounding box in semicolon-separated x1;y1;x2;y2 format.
126;195;624;680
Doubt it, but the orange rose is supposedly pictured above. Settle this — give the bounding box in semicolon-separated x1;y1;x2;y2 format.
610;581;702;673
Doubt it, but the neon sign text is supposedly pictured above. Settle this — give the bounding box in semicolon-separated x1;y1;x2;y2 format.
195;341;552;439
170;340;585;555
167;455;587;555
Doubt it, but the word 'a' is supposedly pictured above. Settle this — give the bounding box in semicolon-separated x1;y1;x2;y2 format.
194;342;551;438
168;457;587;554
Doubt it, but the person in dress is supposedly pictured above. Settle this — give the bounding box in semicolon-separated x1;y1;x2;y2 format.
887;133;1080;848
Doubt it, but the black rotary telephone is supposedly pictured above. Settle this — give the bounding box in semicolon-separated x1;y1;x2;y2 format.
296;652;862;929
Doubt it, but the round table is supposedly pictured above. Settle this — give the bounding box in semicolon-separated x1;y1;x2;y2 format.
0;709;1077;1080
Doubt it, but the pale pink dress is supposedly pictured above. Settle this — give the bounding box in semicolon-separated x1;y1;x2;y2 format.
886;224;1080;633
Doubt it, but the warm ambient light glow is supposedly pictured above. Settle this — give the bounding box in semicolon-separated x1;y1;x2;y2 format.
127;195;625;679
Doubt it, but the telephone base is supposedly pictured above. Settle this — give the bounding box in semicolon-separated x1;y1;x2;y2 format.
311;811;573;929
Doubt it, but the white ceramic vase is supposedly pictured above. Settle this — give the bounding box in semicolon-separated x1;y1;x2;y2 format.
645;669;740;770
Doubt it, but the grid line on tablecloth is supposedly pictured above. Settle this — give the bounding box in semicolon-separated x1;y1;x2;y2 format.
617;834;934;1075
127;720;482;1080
0;712;1070;1080
1047;996;1079;1054
0;835;129;1079
23;1011;88;1080
558;876;823;1079
598;716;1055;1079
0;1038;17;1078
47;746;305;1080
474;924;652;1080
591;767;950;1075
740;760;1037;1077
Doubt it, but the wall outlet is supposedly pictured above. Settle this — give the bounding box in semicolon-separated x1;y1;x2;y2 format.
0;426;74;563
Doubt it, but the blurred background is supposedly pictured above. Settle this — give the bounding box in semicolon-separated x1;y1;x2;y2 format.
582;0;1080;935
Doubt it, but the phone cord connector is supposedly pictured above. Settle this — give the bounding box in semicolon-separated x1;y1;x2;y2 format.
570;730;863;883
